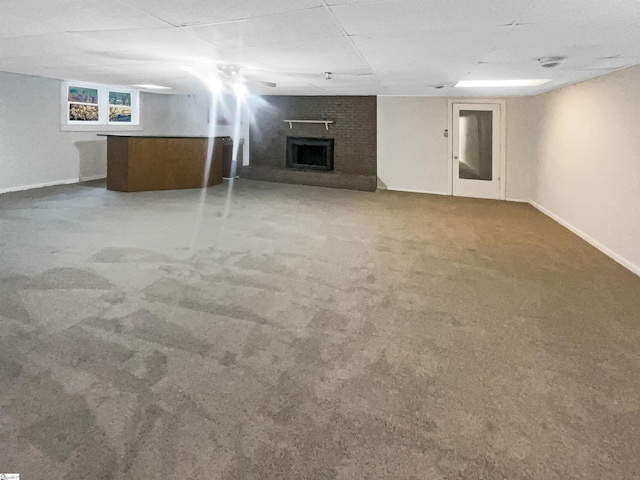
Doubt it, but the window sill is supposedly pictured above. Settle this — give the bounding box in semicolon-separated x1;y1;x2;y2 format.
60;124;143;132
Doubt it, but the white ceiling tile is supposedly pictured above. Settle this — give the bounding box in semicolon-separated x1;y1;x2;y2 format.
119;0;323;27
0;52;134;71
0;14;63;39
69;28;222;62
352;27;508;75
0;32;106;58
517;0;640;25
330;0;533;35
237;36;367;74
1;0;638;95
297;73;380;87
462;62;561;82
0;0;168;37
582;57;637;70
377;83;451;95
325;0;396;4
486;22;640;66
185;8;343;50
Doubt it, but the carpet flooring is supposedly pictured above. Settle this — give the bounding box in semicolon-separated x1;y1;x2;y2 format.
1;179;639;479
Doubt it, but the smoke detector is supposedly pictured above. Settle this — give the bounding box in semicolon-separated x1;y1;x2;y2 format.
538;56;566;68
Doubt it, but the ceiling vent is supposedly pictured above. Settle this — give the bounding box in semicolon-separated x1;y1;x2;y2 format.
538;56;566;68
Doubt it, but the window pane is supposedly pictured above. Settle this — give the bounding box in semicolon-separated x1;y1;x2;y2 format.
109;106;132;122
458;110;493;181
68;86;98;104
109;91;131;106
69;104;99;121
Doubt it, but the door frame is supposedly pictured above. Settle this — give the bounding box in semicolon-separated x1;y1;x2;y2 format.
447;99;507;199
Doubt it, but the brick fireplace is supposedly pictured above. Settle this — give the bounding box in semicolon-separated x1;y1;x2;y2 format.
242;96;377;191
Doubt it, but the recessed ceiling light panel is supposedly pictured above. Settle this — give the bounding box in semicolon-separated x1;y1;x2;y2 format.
455;79;551;88
132;84;172;90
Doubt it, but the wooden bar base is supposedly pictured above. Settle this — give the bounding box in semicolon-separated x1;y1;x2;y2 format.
103;135;232;192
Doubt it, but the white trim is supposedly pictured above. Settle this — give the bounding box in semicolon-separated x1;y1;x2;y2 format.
500;101;507;199
62;80;140;129
387;188;530;200
61;124;143;132
0;178;79;194
446;102;453;195
385;187;448;195
80;174;106;182
447;99;507;200
530;200;640;278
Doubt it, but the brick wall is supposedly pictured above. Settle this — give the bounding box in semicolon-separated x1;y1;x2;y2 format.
246;96;377;190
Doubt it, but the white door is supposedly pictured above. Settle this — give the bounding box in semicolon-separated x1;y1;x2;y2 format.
451;103;503;199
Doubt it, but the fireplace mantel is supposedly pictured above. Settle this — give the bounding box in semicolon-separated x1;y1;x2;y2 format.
283;119;334;130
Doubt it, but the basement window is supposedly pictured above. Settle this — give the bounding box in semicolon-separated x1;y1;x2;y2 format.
61;81;140;131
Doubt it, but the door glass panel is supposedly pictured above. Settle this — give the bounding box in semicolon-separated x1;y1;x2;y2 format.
458;110;492;181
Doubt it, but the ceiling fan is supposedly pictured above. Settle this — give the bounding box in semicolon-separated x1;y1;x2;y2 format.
217;64;277;89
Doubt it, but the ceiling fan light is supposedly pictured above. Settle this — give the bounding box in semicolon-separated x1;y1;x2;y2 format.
233;82;248;97
209;77;223;93
132;84;172;90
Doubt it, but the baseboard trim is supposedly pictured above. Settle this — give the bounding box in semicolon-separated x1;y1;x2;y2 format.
0;178;79;194
385;187;448;196
80;174;106;182
530;200;640;277
505;197;529;203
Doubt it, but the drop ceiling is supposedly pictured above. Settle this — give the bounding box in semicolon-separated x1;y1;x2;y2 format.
1;0;639;96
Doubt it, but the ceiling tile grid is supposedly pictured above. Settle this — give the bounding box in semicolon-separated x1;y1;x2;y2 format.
118;0;324;27
184;7;343;50
0;0;638;95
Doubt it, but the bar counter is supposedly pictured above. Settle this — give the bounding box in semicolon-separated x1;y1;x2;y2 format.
100;135;232;192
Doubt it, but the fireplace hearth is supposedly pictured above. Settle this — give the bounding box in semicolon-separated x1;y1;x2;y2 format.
286;136;334;172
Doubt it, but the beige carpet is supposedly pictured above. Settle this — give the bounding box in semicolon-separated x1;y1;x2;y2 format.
1;179;639;479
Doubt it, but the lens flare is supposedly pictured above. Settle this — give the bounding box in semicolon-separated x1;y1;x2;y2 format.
233;82;248;97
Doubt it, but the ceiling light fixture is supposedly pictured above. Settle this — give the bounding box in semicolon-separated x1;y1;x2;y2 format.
218;64;240;79
132;84;172;90
455;79;551;88
208;77;223;93
233;82;248;97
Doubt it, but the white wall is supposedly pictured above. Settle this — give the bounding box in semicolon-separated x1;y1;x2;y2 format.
0;72;250;193
376;68;640;275
0;71;100;191
143;93;250;166
377;97;449;194
376;96;535;200
530;65;640;275
503;96;539;201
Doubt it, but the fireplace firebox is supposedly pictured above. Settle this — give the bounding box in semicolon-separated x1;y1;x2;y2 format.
286;136;334;172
